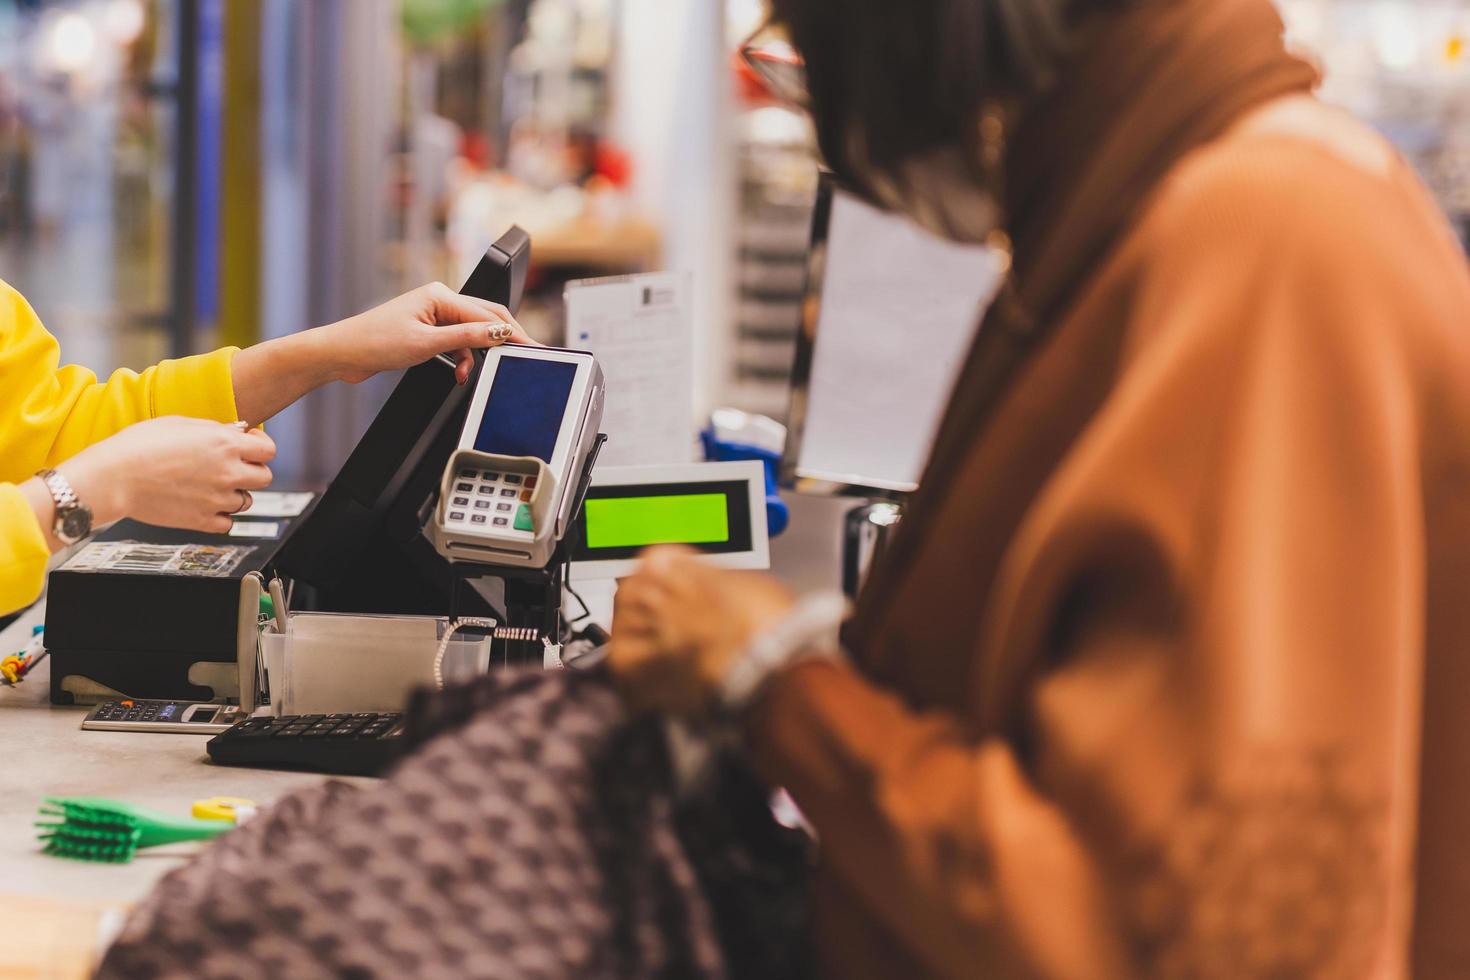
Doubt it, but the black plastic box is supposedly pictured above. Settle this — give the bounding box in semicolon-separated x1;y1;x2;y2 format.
44;507;312;705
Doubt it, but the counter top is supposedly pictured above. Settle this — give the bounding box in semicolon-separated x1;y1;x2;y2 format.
0;600;373;908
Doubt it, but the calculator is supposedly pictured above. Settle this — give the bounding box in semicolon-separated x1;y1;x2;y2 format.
206;713;404;777
82;699;245;734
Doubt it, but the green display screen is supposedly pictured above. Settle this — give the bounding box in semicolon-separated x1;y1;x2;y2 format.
584;493;730;549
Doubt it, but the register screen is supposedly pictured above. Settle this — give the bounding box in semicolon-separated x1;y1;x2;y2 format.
571;480;752;561
584;493;730;549
474;356;578;462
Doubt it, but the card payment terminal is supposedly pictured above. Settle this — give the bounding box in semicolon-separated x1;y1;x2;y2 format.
432;345;605;569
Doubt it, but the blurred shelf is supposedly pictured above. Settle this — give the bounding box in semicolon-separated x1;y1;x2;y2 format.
533;217;662;271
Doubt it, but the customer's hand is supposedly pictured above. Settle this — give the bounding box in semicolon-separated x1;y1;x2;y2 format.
608;546;796;718
60;418;276;534
318;282;535;386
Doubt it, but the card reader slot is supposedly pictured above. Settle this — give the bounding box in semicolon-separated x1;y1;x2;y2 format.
448;541;534;562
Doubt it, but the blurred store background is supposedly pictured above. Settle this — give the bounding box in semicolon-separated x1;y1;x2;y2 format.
0;0;1466;481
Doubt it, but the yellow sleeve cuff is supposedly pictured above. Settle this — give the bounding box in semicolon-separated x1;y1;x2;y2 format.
0;483;50;616
150;347;240;423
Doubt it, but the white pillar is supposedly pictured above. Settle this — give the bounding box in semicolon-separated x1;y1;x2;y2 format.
611;0;736;420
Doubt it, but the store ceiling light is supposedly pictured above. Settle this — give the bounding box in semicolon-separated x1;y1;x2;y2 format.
103;0;146;47
1372;4;1420;71
47;11;97;75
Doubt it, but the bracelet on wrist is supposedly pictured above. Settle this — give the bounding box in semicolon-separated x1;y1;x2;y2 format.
718;591;850;716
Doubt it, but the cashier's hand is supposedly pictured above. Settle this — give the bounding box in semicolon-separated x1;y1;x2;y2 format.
60;418;276;535
232;283;537;426
608;546;795;719
321;282;536;386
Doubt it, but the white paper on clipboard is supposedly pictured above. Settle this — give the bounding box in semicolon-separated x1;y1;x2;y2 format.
565;272;695;467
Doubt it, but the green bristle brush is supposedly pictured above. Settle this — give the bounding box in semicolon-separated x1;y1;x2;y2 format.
36;797;233;863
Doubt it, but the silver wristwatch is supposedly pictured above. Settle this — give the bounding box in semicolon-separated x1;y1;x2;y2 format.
37;469;94;546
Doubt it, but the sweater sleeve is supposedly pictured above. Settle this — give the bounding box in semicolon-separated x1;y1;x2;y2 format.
745;153;1436;978
0;483;50;616
0;280;241;616
0;280;240;484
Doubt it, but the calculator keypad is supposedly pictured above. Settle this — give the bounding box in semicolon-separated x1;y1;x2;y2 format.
84;699;240;732
93;699;171;723
445;468;536;537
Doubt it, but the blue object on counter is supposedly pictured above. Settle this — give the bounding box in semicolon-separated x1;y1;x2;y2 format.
700;429;790;538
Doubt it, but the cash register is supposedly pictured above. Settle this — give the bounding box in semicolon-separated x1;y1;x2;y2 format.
51;228;541;711
204;228;610;775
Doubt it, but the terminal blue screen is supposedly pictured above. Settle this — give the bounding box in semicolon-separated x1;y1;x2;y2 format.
474;356;578;462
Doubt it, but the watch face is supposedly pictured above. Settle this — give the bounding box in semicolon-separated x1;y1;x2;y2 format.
60;506;93;542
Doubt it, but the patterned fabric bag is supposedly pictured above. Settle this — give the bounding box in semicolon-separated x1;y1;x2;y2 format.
98;667;811;980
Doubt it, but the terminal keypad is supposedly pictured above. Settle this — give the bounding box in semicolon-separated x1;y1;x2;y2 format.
445;467;536;535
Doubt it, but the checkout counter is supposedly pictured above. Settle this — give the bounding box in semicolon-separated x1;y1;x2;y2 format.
0;600;382;978
0;227;810;976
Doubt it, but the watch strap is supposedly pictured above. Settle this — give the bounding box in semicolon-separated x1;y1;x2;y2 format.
37;468;91;545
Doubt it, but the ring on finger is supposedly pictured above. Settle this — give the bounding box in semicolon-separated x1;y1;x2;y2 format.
233;490;252;515
488;323;514;343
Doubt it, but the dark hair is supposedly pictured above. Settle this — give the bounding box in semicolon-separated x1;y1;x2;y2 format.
772;0;1082;200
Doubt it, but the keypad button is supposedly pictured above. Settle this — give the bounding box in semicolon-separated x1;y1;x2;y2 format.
514;504;535;532
500;488;517;497
474;500;491;510
478;486;495;496
456;483;473;493
520;490;533;502
524;476;538;489
471;515;488;525
453;496;470;506
461;470;479;480
449;512;465;522
493;517;509;527
497;502;512;512
504;474;522;485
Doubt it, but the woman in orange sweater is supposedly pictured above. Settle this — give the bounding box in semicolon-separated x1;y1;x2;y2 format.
611;0;1470;976
0;280;527;616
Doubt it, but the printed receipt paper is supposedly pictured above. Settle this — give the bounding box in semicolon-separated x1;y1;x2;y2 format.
565;272;695;467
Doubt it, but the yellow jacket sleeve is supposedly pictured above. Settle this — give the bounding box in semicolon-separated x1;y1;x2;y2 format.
0;484;50;615
0;279;240;615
